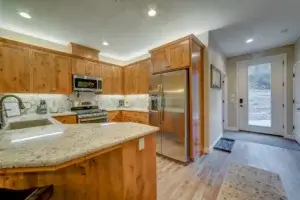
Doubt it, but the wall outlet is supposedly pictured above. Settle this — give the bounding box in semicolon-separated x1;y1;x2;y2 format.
139;138;145;151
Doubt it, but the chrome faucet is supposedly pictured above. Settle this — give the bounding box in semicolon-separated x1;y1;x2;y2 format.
0;95;26;129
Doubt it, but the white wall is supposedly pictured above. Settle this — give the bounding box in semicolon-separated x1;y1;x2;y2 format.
207;33;226;149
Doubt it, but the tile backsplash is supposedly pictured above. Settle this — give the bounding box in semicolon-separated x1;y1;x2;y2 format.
0;93;149;114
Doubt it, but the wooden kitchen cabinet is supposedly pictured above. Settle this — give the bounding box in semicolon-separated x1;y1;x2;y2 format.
112;66;123;94
102;63;113;94
30;49;56;93
0;43;31;93
53;54;72;94
85;61;95;76
136;59;151;94
94;63;102;77
150;37;191;73
122;111;149;124
151;48;170;74
72;58;101;77
108;111;122;122
53;115;77;124
123;64;137;94
169;40;190;69
71;58;86;76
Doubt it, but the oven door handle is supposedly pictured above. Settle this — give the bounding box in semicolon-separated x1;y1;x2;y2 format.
79;117;107;122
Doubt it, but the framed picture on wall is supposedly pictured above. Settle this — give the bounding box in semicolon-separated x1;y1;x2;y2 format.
211;64;222;89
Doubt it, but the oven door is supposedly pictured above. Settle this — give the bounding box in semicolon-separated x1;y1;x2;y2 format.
78;117;107;124
73;75;102;93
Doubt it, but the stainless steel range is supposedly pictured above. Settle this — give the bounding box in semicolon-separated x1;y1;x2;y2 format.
71;102;107;124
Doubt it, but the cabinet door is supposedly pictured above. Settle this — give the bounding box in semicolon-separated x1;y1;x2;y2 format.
31;50;56;93
72;58;86;76
151;48;170;74
112;66;123;94
85;61;95;76
169;40;190;69
0;44;31;93
102;64;113;94
94;63;102;78
137;60;150;94
54;55;72;94
124;64;137;94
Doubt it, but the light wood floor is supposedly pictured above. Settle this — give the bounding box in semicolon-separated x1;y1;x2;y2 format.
157;140;300;200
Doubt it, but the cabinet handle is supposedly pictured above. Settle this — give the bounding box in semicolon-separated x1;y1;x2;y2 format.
166;65;170;68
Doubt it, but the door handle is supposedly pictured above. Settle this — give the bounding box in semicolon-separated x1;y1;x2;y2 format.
239;98;244;107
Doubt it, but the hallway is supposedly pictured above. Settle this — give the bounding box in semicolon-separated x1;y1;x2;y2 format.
157;140;300;200
223;131;300;151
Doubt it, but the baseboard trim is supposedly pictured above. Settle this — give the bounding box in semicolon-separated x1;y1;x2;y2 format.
225;127;239;131
204;135;222;154
284;134;295;140
295;133;300;144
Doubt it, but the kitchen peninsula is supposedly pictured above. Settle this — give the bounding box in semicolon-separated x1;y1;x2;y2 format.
0;119;158;200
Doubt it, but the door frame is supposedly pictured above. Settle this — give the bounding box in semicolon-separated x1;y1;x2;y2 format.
293;60;300;143
236;54;287;136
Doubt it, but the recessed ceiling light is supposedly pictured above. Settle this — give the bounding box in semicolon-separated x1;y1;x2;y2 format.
102;41;109;46
245;38;254;44
18;12;31;19
148;9;157;17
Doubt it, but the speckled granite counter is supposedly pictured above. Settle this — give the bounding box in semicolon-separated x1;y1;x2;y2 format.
0;122;158;169
106;108;149;112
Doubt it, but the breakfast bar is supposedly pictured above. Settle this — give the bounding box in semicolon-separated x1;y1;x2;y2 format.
0;121;158;200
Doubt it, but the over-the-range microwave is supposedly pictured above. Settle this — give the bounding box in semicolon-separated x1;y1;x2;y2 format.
73;75;102;93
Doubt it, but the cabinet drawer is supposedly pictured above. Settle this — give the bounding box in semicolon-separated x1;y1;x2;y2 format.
53;115;77;124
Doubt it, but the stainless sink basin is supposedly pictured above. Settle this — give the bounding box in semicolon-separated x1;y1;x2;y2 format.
5;119;54;131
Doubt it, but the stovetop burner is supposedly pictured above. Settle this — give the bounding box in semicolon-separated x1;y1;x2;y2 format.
71;106;107;118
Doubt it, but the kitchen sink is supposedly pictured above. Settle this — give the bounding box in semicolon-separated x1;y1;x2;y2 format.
5;119;54;131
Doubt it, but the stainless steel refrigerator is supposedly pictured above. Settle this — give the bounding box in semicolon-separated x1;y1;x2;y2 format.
149;70;189;163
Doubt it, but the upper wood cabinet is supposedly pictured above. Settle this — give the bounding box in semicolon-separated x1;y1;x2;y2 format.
102;63;113;94
53;54;72;94
169;40;190;69
137;60;151;94
94;63;102;77
0;43;31;93
112;66;123;94
71;58;86;76
123;60;151;95
123;64;137;94
150;37;193;73
85;61;95;76
31;49;56;93
151;48;170;74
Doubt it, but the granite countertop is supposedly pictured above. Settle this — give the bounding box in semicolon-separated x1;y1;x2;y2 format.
106;108;149;112
0;122;158;169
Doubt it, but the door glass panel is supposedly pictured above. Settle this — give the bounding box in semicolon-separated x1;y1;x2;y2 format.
248;63;271;127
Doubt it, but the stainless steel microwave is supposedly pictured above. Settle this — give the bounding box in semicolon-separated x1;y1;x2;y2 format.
73;75;102;93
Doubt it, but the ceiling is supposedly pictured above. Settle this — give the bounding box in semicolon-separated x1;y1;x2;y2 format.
0;0;300;61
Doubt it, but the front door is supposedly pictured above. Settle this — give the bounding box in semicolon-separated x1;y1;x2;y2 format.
238;55;284;135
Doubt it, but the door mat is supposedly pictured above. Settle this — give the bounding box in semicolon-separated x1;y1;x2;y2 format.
214;138;235;152
217;163;287;200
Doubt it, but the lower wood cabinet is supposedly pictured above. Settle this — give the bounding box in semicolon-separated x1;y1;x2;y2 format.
53;115;77;124
108;111;122;122
108;111;149;124
122;111;149;124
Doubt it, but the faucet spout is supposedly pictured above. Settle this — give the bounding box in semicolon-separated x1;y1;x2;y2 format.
0;95;25;129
